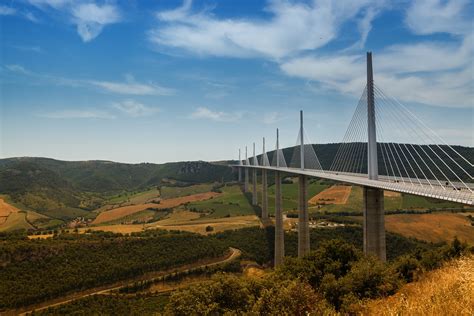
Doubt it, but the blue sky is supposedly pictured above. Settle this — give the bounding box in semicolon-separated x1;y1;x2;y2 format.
0;0;472;163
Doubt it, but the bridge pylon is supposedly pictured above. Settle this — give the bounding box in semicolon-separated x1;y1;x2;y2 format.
274;128;284;267
261;137;268;219
364;52;386;262
238;148;242;183
298;110;310;258
252;143;258;206
244;146;249;192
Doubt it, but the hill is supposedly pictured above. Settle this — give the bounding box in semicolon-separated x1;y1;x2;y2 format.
0;158;234;222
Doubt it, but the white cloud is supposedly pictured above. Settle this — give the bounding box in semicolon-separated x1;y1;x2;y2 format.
112;100;159;117
72;3;121;42
150;0;381;59
280;34;474;108
0;5;16;15
26;1;121;42
41;109;115;119
405;0;471;35
190;107;243;122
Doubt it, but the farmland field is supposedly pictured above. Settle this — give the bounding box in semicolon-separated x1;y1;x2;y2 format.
309;184;351;205
187;185;254;218
0;211;33;232
93;192;220;224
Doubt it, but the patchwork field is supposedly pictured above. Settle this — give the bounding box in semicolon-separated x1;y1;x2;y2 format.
93;192;220;224
84;211;260;235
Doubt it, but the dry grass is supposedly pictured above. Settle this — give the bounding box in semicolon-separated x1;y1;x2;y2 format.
363;255;474;316
93;192;220;225
385;213;474;244
309;185;352;205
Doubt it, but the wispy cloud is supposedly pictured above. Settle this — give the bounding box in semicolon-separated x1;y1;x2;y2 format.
0;5;16;15
5;64;175;96
10;45;43;53
149;0;382;59
26;0;121;41
40;109;115;119
263;112;283;125
112;99;159;117
190;107;243;122
90;80;174;96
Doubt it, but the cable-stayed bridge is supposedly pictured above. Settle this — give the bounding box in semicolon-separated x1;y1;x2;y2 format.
233;52;473;267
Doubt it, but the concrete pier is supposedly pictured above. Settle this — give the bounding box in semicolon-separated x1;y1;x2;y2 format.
274;171;284;267
364;52;386;261
261;169;268;219
252;168;258;205
244;146;249;192
363;187;386;261
298;175;310;257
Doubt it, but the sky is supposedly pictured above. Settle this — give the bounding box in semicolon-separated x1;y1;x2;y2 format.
0;0;473;164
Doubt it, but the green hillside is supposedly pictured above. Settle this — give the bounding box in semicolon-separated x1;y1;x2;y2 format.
0;158;234;221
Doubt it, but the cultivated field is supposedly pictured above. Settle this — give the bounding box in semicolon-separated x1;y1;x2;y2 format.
187;185;255;218
384;213;474;244
0;198;34;231
309;185;352;205
93;192;220;224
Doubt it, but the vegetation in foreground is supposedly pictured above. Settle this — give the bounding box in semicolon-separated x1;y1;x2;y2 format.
362;254;474;315
0;224;455;312
32;237;472;315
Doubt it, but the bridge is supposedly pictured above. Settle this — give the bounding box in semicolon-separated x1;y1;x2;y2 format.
233;52;473;267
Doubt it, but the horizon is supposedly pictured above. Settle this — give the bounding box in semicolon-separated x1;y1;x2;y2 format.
1;0;473;163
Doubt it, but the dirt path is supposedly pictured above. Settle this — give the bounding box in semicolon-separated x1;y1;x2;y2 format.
13;248;241;315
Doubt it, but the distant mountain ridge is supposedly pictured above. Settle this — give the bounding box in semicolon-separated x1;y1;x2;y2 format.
0;157;235;215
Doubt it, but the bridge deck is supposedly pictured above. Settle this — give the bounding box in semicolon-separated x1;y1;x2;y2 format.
235;165;473;205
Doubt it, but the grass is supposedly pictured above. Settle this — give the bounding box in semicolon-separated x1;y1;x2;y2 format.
363;255;474;315
187;185;255;218
161;184;215;199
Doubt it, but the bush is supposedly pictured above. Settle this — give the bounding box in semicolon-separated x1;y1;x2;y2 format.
393;255;422;282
